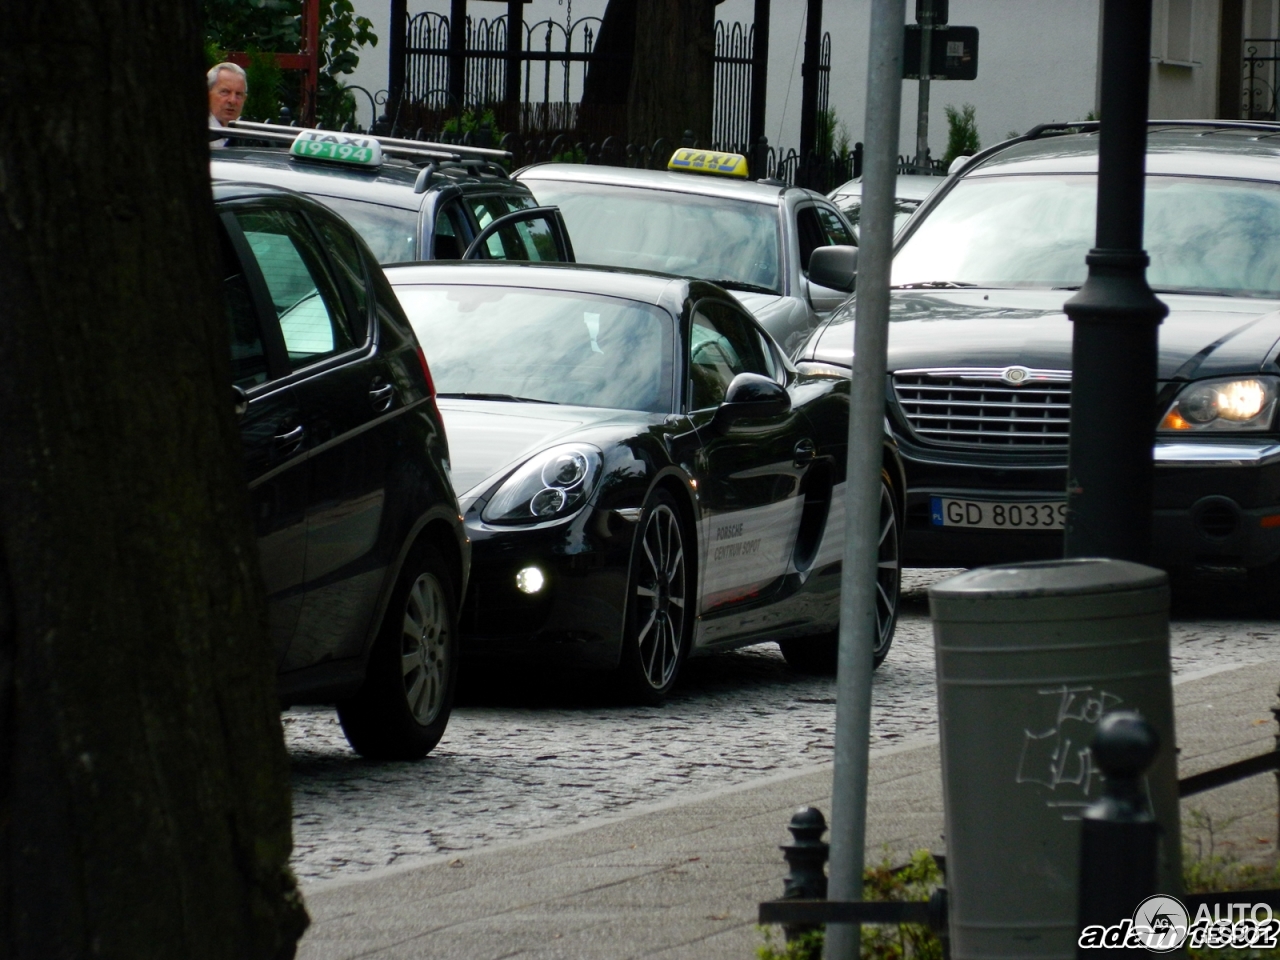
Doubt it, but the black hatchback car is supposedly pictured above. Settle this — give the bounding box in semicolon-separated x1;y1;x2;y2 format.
214;181;468;759
800;121;1280;605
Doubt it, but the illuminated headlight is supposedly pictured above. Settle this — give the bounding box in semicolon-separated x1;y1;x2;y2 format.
515;566;545;594
481;443;603;523
1159;376;1279;433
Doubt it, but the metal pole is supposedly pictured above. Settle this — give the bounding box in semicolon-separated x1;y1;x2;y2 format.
798;0;825;163
914;0;933;171
749;0;772;152
449;0;468;111
389;0;407;120
1062;0;1167;563
825;2;905;958
505;0;522;108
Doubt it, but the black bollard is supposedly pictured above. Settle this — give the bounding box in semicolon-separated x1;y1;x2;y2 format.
1077;711;1160;959
781;807;829;944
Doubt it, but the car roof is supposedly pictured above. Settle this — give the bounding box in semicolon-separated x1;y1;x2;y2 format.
962;123;1280;181
515;161;815;205
383;260;714;312
211;147;533;211
212;179;321;205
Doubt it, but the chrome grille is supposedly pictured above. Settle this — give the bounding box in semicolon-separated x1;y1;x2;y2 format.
893;367;1072;448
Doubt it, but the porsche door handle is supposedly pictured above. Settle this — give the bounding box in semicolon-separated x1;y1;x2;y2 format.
793;439;817;468
369;381;395;412
274;424;305;455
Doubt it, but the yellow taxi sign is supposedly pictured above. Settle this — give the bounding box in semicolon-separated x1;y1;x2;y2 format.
667;148;749;178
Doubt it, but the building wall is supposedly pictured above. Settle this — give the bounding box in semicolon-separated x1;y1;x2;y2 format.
346;0;1242;158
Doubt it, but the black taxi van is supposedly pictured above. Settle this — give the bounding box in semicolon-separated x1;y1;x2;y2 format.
214;180;469;759
800;121;1280;607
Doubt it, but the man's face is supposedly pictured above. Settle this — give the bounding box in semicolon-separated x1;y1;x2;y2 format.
209;70;247;125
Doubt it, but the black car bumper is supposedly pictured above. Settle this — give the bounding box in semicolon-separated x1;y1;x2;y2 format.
458;506;638;670
902;440;1280;570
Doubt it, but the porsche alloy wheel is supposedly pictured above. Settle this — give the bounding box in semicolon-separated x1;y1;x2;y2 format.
619;491;690;703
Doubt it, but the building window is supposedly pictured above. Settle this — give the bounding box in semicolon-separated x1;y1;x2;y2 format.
1154;0;1197;65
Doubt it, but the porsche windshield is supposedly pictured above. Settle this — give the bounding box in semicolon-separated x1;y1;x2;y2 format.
524;181;782;293
892;174;1280;298
393;284;674;412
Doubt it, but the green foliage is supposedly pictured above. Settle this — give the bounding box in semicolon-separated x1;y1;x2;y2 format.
816;108;852;161
1183;810;1280;960
202;0;377;128
942;103;980;167
758;851;944;960
244;51;285;122
758;927;825;960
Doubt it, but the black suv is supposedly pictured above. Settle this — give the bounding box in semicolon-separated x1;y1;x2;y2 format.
215;180;469;759
800;121;1280;604
211;130;572;266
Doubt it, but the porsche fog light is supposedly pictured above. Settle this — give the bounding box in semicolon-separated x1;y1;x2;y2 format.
1159;376;1279;433
515;566;545;594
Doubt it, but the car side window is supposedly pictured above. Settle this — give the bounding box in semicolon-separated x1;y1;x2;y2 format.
689;302;771;410
233;208;355;370
817;206;854;246
434;201;468;259
311;215;372;344
796;206;827;274
219;223;268;388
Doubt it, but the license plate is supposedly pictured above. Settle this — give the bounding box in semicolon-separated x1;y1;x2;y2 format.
930;497;1066;530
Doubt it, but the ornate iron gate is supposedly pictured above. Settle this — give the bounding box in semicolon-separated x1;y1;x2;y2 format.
1244;38;1279;119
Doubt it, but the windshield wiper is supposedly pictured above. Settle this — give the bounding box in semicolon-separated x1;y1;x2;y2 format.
436;392;558;404
891;280;978;289
705;279;781;296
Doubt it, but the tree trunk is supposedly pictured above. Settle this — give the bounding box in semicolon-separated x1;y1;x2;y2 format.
0;4;307;958
627;0;717;145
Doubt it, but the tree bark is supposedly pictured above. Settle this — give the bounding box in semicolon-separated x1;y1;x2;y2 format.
627;0;718;145
0;4;307;958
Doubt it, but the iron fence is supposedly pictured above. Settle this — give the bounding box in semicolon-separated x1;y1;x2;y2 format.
1244;38;1279;120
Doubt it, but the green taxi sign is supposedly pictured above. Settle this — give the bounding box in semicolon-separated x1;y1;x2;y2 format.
667;148;749;178
289;130;383;167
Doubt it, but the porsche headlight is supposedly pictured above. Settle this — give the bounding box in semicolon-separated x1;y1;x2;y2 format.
481;443;603;523
1159;376;1279;433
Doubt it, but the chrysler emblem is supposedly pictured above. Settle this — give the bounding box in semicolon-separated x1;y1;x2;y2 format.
1002;366;1030;384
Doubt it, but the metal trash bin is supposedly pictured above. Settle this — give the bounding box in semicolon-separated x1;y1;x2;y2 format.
929;558;1179;960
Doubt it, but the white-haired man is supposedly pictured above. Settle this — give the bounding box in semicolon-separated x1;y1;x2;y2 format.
208;62;247;147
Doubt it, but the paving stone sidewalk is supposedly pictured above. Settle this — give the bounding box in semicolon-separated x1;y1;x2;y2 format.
297;660;1280;960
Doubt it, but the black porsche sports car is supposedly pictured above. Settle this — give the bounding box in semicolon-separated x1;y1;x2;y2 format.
799;121;1280;605
385;261;905;700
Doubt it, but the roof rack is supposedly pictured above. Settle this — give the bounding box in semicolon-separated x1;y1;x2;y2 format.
224;120;513;162
1022;118;1280;141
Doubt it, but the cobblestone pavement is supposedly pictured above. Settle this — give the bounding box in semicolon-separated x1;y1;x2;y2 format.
286;569;1280;883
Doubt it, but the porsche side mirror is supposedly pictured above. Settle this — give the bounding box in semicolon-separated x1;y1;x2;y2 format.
808;245;858;293
713;372;790;430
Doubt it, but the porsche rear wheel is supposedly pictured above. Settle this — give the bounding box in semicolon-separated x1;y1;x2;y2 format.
779;473;901;673
617;490;691;704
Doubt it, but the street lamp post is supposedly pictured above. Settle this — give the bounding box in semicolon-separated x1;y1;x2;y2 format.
1062;0;1168;563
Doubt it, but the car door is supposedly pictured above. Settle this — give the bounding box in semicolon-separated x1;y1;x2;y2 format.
687;300;812;627
229;203;394;672
796;203;853;315
220;211;309;667
463;193;573;262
